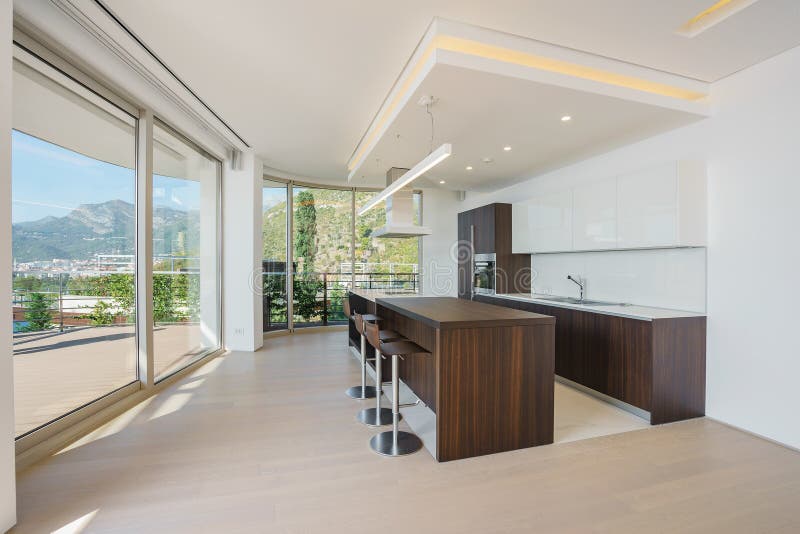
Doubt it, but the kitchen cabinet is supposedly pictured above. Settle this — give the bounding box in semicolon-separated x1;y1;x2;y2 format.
457;203;531;299
617;161;706;248
572;177;617;251
617;163;677;248
512;190;572;253
474;294;706;425
511;160;707;252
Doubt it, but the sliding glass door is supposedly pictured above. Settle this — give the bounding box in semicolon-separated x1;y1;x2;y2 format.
152;121;222;380
11;57;138;437
262;180;289;331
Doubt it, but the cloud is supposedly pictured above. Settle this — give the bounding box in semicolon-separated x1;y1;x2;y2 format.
12;199;75;212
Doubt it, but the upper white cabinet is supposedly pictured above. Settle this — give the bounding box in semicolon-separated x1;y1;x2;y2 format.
617;163;678;248
512;190;572;253
511;160;706;253
618;160;707;248
572;177;617;251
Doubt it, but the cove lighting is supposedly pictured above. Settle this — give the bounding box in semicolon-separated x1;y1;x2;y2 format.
347;33;707;177
677;0;759;37
358;143;452;215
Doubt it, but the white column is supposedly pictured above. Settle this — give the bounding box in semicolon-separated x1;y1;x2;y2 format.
222;151;264;351
0;0;17;528
198;154;220;350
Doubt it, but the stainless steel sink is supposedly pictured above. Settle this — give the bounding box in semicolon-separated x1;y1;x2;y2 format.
534;296;629;307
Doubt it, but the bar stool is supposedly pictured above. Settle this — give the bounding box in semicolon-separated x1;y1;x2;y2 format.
345;310;400;400
364;321;427;456
356;320;404;427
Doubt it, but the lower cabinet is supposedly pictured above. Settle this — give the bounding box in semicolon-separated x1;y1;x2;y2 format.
475;295;705;424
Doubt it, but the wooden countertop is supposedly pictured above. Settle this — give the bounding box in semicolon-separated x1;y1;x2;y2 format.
348;288;419;302
377;296;555;330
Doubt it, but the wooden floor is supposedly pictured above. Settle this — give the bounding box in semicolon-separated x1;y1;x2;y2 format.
13;331;800;533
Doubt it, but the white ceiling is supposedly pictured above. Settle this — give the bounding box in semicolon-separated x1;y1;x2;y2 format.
103;0;800;185
360;64;704;191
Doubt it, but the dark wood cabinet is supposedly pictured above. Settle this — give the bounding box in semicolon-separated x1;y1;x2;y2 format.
457;203;531;299
457;209;472;299
474;294;706;425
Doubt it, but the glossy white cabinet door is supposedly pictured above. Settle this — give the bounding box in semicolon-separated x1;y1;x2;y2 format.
512;191;572;253
617;162;678;248
572;178;617;250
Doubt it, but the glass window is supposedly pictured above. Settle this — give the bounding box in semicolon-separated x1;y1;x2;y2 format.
291;186;352;327
11;58;137;437
152;121;221;380
354;191;420;293
262;180;288;331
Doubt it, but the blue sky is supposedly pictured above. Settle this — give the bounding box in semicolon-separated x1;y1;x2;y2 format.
11;130;199;224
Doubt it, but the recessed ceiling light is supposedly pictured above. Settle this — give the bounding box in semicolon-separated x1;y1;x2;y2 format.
466;166;473;171
561;115;571;122
482;157;493;164
503;146;512;151
439;180;446;184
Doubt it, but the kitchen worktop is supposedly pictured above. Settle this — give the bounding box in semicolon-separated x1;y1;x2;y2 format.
347;288;420;302
494;293;706;321
377;296;555;330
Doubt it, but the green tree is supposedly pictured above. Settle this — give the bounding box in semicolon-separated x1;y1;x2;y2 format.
23;292;53;332
293;275;323;322
294;190;317;273
86;300;115;326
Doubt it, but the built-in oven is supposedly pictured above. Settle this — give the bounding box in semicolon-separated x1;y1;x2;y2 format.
472;253;496;295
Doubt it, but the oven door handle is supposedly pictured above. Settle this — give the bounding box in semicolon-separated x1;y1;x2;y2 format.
469;224;475;300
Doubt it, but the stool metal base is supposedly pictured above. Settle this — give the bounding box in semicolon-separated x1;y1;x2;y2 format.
356;407;399;427
369;430;423;457
345;385;377;399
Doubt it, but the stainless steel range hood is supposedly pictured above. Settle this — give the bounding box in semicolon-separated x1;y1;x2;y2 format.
372;167;431;238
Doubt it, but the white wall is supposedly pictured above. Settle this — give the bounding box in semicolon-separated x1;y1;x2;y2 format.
222;152;264;352
426;44;800;449
420;187;460;296
532;248;706;311
0;0;17;528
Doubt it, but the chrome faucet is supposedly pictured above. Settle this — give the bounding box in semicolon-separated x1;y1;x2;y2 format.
567;275;585;301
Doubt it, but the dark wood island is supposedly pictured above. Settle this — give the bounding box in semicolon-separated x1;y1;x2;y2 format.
350;292;555;462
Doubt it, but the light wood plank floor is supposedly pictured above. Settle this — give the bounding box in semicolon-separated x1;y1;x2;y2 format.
13;331;800;533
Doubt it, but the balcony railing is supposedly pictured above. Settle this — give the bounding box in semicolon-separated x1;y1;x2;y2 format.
12;271;200;333
262;271;419;332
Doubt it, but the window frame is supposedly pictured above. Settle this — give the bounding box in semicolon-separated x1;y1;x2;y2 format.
261;175;424;332
10;36;227;451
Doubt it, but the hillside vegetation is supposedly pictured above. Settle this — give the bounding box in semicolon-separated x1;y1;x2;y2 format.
262;188;418;273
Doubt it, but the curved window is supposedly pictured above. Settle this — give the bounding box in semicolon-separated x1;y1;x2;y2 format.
262;181;421;331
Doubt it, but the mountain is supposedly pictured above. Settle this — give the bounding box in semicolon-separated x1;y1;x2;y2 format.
12;200;199;262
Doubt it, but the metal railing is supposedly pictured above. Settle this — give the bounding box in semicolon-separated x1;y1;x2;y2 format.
12;271;200;333
262;271;419;332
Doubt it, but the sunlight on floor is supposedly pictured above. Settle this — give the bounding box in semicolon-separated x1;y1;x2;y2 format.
51;509;98;534
55;397;156;455
147;392;193;421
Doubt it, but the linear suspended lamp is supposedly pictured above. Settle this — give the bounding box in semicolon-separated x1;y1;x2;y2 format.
357;143;452;215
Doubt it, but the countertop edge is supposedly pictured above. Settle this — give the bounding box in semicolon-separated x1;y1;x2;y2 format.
376;297;556;329
489;293;707;321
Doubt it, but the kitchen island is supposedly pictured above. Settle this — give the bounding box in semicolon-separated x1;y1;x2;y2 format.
349;290;555;461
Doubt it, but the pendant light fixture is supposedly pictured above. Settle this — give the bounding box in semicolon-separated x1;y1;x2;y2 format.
357;96;451;216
